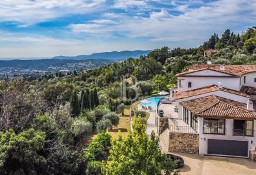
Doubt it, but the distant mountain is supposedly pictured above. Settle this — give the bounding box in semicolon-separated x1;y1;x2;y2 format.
52;50;151;61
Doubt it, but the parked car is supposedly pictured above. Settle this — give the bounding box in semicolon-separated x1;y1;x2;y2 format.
166;154;184;168
159;110;164;117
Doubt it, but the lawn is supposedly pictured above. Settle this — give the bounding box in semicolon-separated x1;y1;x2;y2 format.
86;101;150;143
108;115;131;139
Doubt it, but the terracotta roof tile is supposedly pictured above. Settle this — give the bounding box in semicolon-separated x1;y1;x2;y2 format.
177;64;256;77
175;85;251;100
181;96;256;119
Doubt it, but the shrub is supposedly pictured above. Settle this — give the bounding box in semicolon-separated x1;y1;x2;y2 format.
103;112;119;126
72;118;92;137
87;161;103;175
116;103;125;114
135;110;147;118
96;119;112;133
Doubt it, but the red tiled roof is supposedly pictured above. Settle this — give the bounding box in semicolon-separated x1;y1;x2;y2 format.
181;96;256;119
175;85;251;100
177;64;256;77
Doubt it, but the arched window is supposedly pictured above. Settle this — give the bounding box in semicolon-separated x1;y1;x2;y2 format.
188;82;192;88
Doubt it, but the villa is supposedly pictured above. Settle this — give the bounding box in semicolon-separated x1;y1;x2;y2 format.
158;64;256;159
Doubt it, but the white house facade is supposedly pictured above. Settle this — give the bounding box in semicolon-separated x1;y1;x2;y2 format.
160;64;256;158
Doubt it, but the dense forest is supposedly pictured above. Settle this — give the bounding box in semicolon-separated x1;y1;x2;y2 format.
0;27;256;175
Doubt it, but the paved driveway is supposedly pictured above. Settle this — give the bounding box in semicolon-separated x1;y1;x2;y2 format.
146;111;157;135
170;153;256;175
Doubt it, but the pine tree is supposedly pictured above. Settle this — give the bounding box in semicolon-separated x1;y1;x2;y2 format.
93;88;99;107
70;91;80;117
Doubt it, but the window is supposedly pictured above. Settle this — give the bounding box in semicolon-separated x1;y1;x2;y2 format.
191;113;198;131
244;76;246;83
233;120;254;136
178;80;182;87
188;82;192;88
183;107;189;124
203;119;225;135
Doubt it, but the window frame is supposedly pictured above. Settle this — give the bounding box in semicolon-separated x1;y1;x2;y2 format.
203;118;225;135
233;120;254;137
191;113;198;132
188;82;192;88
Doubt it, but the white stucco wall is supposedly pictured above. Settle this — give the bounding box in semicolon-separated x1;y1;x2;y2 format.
177;90;249;104
198;118;256;157
178;77;240;92
241;72;256;88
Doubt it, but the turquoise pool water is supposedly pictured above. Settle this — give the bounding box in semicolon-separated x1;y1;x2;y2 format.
139;97;163;109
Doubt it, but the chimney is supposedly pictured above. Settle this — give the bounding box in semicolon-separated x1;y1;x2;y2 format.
247;99;254;111
217;82;222;89
220;65;225;71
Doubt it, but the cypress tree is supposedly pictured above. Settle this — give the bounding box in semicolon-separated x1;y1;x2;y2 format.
94;88;99;107
81;91;90;111
80;90;85;112
70;91;80;117
90;90;95;109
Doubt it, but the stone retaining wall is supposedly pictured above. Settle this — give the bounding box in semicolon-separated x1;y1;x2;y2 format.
169;132;199;154
249;150;256;162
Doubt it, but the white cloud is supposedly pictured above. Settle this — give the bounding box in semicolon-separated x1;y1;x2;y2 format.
0;0;106;25
113;0;148;9
71;0;256;44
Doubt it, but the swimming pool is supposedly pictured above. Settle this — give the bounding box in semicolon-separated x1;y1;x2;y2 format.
138;97;163;109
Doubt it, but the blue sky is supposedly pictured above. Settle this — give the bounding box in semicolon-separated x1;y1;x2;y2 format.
0;0;255;58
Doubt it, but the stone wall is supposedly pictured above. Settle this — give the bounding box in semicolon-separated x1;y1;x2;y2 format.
169;132;199;154
249;150;256;162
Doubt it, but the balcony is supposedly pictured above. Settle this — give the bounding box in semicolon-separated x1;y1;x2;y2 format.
233;129;254;137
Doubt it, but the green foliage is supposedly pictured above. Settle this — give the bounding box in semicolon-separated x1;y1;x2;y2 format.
104;117;176;175
94;108;110;122
81;91;91;111
133;58;163;80
243;37;256;54
70;91;80;117
116;103;125;115
102;112;120;126
94;89;100;107
85;133;112;162
0;129;46;174
87;161;103;175
152;74;168;90
137;81;154;96
90;90;95;109
96;119;112;133
72;118;92;137
134;110;147;118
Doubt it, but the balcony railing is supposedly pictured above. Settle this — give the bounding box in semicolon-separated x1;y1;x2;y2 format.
169;125;198;134
233;129;254;137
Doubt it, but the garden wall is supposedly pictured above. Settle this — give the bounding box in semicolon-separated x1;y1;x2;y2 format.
169;132;199;154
